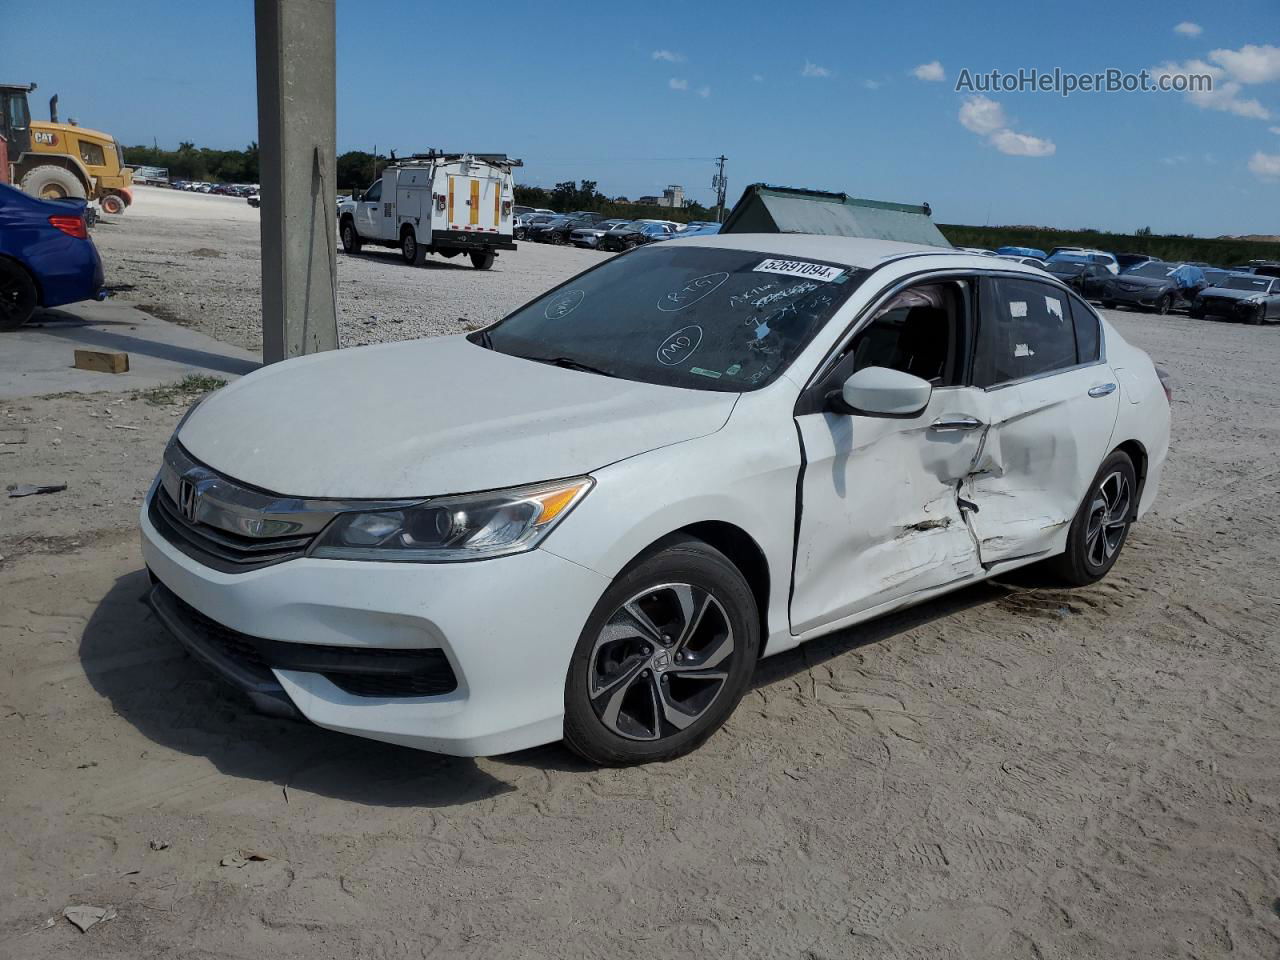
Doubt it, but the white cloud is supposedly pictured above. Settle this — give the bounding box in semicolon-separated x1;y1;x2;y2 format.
1270;126;1280;134
957;95;1056;157
1248;151;1280;179
1173;21;1202;37
959;95;1007;135
1209;43;1280;85
989;129;1057;157
912;60;945;82
652;49;685;63
863;79;882;90
801;60;831;78
1151;59;1271;120
697;85;711;98
752;73;764;83
668;77;688;91
1161;154;1189;165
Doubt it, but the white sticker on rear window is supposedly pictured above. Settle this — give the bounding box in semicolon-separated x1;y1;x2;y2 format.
1045;296;1064;321
1014;343;1035;357
753;258;845;283
1009;300;1028;318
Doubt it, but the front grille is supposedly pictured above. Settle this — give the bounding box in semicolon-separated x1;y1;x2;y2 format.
149;485;315;573
169;590;458;699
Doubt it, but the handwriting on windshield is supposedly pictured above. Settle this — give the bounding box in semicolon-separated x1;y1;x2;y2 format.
749;280;818;308
656;325;703;366
544;289;585;320
657;272;729;313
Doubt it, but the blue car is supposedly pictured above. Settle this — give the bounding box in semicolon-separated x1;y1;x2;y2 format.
0;183;105;330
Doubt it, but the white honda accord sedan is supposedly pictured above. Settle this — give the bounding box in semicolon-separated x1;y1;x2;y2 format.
140;235;1170;765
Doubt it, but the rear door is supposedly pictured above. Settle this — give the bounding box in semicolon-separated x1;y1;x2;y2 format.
964;276;1120;565
446;167;501;236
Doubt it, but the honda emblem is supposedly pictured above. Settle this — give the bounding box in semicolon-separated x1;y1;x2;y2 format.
177;476;200;523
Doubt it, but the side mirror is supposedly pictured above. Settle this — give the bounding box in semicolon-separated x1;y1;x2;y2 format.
833;366;933;417
352;190;363;202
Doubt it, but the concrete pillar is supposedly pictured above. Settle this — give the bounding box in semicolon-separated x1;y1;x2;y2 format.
254;0;338;363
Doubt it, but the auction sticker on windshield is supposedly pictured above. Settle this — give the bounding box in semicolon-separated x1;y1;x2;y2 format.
753;259;846;283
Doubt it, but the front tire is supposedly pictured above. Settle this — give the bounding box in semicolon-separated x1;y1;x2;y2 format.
100;193;125;215
1042;450;1137;586
563;536;760;766
340;219;362;254
1154;294;1172;315
0;259;39;331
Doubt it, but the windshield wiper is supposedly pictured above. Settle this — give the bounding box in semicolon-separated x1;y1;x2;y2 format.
472;329;493;349
528;355;617;378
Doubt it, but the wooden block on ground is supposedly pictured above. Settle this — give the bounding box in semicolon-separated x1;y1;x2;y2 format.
73;349;130;374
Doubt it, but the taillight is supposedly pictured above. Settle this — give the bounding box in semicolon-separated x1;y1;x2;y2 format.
1155;365;1172;404
49;215;88;239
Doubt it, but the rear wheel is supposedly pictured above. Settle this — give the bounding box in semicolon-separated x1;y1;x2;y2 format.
563;536;759;766
1041;450;1137;586
0;260;38;331
401;229;425;265
19;165;86;201
470;251;495;270
340;220;362;254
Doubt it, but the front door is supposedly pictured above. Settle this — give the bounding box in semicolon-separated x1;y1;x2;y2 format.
358;179;384;238
964;277;1120;565
790;277;986;634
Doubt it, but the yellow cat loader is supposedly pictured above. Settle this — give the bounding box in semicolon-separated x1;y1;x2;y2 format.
0;83;133;214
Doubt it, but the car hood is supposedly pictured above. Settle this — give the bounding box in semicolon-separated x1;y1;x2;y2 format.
1114;275;1171;289
1201;286;1263;301
177;336;738;498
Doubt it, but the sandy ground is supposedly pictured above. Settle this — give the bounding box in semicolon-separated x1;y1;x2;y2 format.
2;195;1280;958
91;186;610;352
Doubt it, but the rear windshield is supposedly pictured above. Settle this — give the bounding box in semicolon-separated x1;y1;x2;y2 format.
477;246;867;391
1221;275;1271;291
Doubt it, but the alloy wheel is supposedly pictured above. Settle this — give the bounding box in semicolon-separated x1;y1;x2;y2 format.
1085;470;1131;568
587;583;735;741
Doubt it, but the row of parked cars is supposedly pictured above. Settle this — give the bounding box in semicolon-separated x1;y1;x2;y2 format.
513;207;721;251
962;244;1280;325
169;180;261;199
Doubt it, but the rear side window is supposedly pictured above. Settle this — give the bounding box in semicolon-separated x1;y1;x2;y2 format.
973;277;1078;388
1069;293;1101;363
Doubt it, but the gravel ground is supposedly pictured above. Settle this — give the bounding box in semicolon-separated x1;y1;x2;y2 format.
2;197;1280;958
92;186;609;352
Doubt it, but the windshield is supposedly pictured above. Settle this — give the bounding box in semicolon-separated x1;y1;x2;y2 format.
1222;275;1271;292
1045;260;1085;274
478;246;866;392
1048;254;1090;266
1127;262;1174;278
1203;269;1229;285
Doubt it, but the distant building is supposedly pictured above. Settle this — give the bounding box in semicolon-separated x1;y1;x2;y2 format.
636;194;660;206
657;184;685;208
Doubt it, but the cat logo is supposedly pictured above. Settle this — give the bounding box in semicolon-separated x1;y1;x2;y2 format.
33;131;59;146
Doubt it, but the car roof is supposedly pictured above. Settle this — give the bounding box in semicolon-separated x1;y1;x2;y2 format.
670;232;1045;274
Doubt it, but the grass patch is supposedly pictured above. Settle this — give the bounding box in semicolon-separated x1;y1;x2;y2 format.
134;374;227;406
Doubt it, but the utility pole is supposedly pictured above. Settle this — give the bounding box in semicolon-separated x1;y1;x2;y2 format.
711;155;728;223
254;0;339;363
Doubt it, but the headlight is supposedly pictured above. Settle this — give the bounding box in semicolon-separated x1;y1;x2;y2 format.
310;477;593;563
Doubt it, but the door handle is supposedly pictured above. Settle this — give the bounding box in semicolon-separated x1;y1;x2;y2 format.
1088;383;1117;398
929;415;983;432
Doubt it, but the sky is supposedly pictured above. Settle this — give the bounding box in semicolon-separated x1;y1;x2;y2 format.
6;1;1279;236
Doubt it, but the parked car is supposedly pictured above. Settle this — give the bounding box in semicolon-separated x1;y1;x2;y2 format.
515;213;556;240
671;223;722;239
1100;261;1205;314
139;237;1168;765
1192;272;1280;323
997;254;1047;269
526;215;574;243
0;184;105;330
1048;249;1119;275
996;245;1048;260
958;246;997;256
538;216;601;245
597;221;673;251
246;192;261;208
1115;253;1157;272
570;219;631;248
1043;256;1112;298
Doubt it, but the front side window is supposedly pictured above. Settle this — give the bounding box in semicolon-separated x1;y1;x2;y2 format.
363;180;382;202
846;281;968;386
973;277;1079;387
79;140;105;166
480;246;867;392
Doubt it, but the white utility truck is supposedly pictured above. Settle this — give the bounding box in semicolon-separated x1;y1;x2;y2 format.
338;153;520;270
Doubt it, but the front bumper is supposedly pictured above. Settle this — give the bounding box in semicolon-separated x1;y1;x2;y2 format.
140;493;611;756
1199;296;1263;321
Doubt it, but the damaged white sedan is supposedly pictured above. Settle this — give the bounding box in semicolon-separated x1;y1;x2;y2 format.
141;235;1170;765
